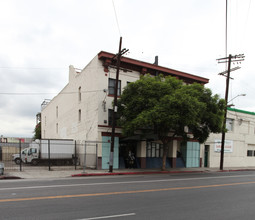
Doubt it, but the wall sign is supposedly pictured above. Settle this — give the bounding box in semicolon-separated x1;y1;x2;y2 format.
214;140;233;153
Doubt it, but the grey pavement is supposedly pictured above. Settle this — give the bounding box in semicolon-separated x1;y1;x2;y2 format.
2;166;255;180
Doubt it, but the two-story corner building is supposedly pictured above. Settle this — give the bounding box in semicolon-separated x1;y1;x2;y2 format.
204;108;255;169
41;51;209;170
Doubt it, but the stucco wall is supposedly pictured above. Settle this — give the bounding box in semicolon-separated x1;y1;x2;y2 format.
42;56;101;142
205;109;255;168
41;54;141;162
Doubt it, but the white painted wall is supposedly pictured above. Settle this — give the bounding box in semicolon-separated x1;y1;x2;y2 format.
42;56;101;142
205;109;255;168
41;53;141;164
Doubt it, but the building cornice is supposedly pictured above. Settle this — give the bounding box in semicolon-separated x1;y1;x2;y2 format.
98;51;209;85
228;107;255;116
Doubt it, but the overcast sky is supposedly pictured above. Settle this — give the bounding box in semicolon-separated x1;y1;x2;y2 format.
0;0;254;138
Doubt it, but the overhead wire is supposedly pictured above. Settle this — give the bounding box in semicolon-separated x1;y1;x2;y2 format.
0;89;105;96
112;0;121;37
0;67;66;70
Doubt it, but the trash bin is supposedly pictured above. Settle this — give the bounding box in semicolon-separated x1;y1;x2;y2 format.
0;162;4;175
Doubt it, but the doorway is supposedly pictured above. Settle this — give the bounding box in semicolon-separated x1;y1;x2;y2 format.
204;145;209;167
119;141;137;169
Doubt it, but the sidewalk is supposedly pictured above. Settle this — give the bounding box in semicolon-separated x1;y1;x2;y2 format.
2;167;255;180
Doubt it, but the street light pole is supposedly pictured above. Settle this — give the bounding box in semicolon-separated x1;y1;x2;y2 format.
228;94;246;104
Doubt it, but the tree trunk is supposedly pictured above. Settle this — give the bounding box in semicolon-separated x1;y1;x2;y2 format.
161;141;169;171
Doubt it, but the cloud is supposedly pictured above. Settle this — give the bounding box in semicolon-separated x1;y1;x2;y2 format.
0;0;255;137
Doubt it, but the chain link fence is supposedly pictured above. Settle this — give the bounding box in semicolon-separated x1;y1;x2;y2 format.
0;140;98;172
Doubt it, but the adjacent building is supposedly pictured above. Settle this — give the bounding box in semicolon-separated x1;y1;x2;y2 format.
204;108;255;168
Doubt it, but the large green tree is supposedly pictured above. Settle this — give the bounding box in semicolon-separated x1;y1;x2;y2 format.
117;75;225;170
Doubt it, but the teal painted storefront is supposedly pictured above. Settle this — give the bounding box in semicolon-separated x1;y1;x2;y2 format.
102;136;119;169
181;142;200;168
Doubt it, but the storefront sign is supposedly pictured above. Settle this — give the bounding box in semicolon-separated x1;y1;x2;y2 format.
214;140;233;153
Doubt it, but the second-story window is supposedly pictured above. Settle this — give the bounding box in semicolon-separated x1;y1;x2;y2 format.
108;78;121;96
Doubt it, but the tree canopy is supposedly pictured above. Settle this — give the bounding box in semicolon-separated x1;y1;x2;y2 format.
33;122;41;140
117;74;225;170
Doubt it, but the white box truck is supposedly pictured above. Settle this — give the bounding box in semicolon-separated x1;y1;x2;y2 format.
12;148;27;165
13;139;77;166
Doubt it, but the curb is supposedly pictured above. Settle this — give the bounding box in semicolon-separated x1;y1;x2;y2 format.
218;169;255;172
72;168;255;177
72;170;204;177
0;176;22;180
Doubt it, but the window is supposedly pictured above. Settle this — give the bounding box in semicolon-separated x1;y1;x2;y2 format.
108;109;113;126
108;78;121;96
108;109;120;126
247;150;253;157
146;142;163;158
226;118;234;132
147;143;152;157
56;123;58;134
78;87;81;102
28;148;37;156
78;109;81;122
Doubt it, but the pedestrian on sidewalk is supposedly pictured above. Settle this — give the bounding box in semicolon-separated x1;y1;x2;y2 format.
128;151;135;168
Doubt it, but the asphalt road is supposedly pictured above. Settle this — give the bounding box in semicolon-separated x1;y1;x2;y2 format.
1;171;255;220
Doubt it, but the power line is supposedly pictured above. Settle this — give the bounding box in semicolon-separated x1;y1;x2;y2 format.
112;0;121;36
0;89;105;96
226;0;228;59
0;67;66;70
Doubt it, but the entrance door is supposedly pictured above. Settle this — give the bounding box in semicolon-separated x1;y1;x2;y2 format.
102;136;119;169
204;145;209;167
181;142;200;168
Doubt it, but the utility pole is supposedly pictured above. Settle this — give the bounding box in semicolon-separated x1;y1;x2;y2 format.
217;54;245;170
109;37;129;173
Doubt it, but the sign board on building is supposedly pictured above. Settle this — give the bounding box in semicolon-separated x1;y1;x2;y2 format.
214;140;233;153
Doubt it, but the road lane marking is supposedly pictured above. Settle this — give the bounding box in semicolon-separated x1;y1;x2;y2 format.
1;181;255;203
1;174;255;191
77;213;136;219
